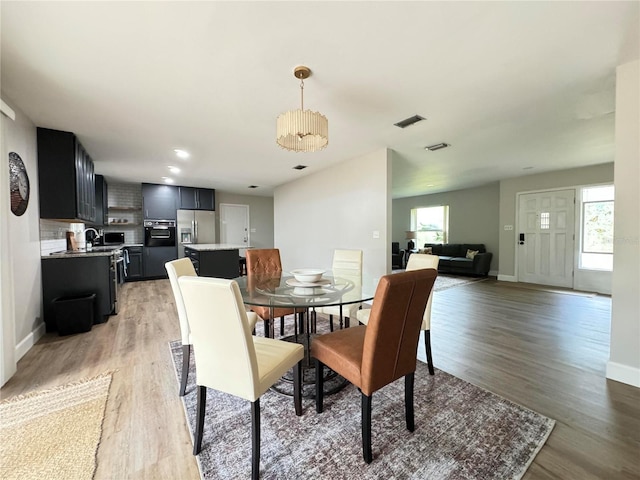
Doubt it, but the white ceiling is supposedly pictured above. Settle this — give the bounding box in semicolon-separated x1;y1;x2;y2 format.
2;2;638;199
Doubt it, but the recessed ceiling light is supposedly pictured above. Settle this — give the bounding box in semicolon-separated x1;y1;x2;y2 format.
168;166;181;174
174;149;190;159
523;166;534;170
394;115;426;129
248;185;259;189
162;177;174;184
425;143;450;151
293;165;307;170
427;184;434;187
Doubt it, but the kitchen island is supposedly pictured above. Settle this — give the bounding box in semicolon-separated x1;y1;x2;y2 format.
184;244;249;279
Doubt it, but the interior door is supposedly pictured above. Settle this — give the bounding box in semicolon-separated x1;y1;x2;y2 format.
517;189;575;287
219;204;249;255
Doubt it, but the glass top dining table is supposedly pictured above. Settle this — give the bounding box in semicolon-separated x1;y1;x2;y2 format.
233;271;377;396
232;272;376;311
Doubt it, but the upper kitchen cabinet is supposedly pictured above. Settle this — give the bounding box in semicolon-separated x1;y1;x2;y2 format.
178;186;215;210
37;127;96;222
92;174;108;226
142;183;178;220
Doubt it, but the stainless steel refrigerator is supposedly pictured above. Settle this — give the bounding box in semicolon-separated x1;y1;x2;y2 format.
177;210;216;257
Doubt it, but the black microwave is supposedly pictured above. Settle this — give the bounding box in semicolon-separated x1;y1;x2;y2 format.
103;232;125;245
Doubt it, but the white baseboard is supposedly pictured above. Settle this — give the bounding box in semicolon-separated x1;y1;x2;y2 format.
15;321;46;361
606;361;640;388
497;274;517;282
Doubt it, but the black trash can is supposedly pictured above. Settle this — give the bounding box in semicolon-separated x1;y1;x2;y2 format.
53;293;96;336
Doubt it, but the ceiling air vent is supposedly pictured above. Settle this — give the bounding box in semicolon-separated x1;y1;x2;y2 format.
425;142;450;151
394;115;426;128
293;165;307;170
248;185;259;189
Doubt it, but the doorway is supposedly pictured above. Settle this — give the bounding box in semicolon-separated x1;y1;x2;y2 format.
219;204;250;255
517;189;575;288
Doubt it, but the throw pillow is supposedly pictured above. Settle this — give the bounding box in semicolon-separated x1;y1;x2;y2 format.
419;247;433;254
466;249;479;259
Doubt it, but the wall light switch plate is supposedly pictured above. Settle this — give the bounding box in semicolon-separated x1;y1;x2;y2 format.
372;230;380;239
504;225;514;231
250;228;256;233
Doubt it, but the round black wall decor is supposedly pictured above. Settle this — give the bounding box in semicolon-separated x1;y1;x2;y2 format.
9;152;30;216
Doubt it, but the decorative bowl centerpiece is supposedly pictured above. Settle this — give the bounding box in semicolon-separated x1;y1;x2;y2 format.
290;269;325;283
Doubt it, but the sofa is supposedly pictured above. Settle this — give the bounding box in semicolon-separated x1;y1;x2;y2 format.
419;243;492;276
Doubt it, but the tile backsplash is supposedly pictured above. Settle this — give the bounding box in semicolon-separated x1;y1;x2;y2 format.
39;182;144;252
104;182;143;244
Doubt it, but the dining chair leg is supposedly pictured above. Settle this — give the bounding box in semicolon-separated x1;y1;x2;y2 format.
180;344;191;396
280;316;285;336
293;361;302;416
425;330;435;375
315;358;324;413
251;399;261;480
328;314;334;332
362;392;373;464
263;319;269;338
405;372;415;432
193;385;206;455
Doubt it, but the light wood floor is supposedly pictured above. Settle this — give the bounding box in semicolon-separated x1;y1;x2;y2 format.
2;278;639;479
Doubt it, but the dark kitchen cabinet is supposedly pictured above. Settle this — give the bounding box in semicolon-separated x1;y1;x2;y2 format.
124;246;143;280
92;174;109;227
142;183;178;220
41;256;114;332
37;128;96;222
184;246;239;279
143;246;177;278
178;186;215;211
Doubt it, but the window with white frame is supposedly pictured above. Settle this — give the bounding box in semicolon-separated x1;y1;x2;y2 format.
580;185;614;271
411;206;449;248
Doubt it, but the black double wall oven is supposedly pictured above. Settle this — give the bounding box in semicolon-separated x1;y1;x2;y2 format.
144;220;177;247
143;220;178;278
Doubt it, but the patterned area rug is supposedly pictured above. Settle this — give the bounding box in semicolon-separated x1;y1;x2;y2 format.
169;341;554;479
0;373;112;480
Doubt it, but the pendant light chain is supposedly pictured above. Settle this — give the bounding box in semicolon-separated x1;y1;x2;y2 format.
299;77;305;111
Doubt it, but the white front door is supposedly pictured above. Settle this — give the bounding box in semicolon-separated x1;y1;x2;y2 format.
219;204;249;255
517;189;575;288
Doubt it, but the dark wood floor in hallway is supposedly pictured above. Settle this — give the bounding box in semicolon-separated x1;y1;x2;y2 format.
2;277;639;479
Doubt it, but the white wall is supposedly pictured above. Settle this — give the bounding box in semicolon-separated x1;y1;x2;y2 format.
274;148;391;290
1;95;43;385
608;60;640;388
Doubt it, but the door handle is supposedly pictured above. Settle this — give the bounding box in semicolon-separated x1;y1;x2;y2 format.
519;233;525;245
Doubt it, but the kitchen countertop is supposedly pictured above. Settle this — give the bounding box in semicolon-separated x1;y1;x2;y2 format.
43;244;124;259
184;244;250;251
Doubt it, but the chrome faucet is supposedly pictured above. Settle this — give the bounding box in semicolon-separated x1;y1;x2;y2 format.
83;227;101;249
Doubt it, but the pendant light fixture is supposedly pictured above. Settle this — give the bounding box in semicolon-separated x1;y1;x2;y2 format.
276;66;328;152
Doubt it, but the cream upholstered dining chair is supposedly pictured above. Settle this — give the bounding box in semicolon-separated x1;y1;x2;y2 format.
312;269;437;464
356;253;439;375
165;258;259;396
178;276;304;480
316;249;363;331
246;248;301;337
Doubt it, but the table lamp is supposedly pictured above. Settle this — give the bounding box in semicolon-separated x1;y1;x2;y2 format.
405;230;417;250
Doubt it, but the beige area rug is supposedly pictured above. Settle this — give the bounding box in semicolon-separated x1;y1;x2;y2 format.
432;273;488;291
0;373;112;480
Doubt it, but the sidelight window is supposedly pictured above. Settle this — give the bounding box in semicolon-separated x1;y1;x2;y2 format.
580;185;614;271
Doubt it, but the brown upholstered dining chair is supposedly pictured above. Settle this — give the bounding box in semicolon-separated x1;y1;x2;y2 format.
245;248;301;337
311;268;437;464
356;253;439;375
